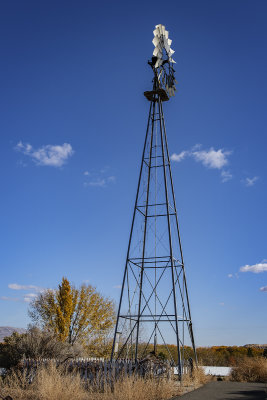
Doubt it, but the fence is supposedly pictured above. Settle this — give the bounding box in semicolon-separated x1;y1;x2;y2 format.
23;358;173;386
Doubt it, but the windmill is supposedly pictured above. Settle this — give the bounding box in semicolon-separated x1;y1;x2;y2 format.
111;24;197;377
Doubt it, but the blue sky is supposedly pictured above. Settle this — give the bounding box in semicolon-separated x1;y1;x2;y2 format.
0;0;266;346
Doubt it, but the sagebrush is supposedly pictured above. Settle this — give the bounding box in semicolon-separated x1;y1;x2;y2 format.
230;357;267;383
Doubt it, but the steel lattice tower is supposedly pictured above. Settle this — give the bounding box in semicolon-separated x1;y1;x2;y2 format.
111;25;197;376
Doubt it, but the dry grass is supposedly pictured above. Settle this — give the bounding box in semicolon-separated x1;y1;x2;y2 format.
0;364;182;400
182;366;208;388
0;364;88;400
230;357;267;383
88;376;181;400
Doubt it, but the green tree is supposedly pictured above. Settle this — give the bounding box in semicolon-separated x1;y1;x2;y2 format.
29;277;115;345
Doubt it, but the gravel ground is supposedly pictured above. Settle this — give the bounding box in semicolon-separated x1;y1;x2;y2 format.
176;381;267;399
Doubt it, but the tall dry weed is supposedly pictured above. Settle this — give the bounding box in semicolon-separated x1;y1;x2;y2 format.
231;357;267;383
182;366;208;388
0;365;181;400
87;376;180;400
0;363;88;400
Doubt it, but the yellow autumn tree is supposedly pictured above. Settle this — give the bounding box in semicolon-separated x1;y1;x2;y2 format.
29;277;115;345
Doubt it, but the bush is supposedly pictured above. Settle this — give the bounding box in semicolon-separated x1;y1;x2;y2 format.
0;327;83;369
230;357;267;383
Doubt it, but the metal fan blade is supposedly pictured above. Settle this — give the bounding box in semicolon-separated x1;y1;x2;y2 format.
164;30;169;39
155;58;163;68
169;48;175;55
163;37;170;51
153;28;160;37
152;37;160;47
167;38;172;46
156;24;163;35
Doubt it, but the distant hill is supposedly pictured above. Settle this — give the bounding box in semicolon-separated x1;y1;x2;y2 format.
244;344;267;349
0;326;26;342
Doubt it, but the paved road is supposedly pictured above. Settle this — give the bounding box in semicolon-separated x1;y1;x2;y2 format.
177;381;267;399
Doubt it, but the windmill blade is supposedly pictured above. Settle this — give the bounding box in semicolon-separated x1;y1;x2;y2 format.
164;30;169;39
163;37;170;51
155;24;165;35
167;38;172;46
153;47;162;58
152;37;160;47
155;58;163;68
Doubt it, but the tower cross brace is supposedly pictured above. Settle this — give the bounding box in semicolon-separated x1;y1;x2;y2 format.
111;66;197;377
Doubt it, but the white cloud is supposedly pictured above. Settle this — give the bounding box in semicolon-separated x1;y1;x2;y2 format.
84;179;106;188
0;296;20;302
219;302;225;306
192;148;231;169
8;283;43;292
228;274;233;278
107;176;116;183
170;151;188;162
244;176;259;187
260;286;267;292
240;262;267;274
83;168;116;188
170;145;232;181
221;170;233;183
15;142;74;167
23;293;38;303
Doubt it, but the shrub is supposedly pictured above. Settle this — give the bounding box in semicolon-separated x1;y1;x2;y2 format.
230;357;267;383
0;327;83;369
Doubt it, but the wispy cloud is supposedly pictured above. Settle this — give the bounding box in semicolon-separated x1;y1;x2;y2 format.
240;261;267;274
1;293;37;303
221;170;233;183
15;142;74;167
228;273;239;279
84;179;106;188
219;302;225;306
113;285;122;289
0;296;20;302
23;293;38;302
170;151;188;162
8;283;43;292
260;286;267;292
83;168;116;188
244;176;259;187
1;283;44;303
171;145;232;182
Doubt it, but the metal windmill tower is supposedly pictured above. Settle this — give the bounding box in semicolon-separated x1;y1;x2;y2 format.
111;24;197;376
